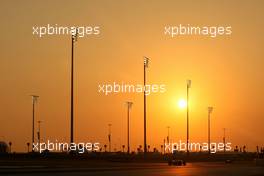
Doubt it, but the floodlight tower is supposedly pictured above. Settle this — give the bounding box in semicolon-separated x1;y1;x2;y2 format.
70;28;78;145
143;56;149;154
208;106;213;154
30;95;39;152
126;101;133;154
186;80;191;155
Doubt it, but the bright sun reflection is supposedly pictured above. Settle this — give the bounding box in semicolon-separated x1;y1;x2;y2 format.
178;99;187;109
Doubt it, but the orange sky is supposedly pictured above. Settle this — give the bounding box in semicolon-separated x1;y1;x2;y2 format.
0;0;263;152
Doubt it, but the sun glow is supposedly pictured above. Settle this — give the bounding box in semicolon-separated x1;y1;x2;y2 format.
178;99;187;109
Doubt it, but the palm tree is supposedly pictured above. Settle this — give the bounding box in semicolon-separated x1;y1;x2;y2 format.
122;145;125;153
9;142;12;153
147;145;150;152
27;142;30;153
153;147;157;152
138;145;142;153
137;148;140;153
243;145;246;153
104;144;107;152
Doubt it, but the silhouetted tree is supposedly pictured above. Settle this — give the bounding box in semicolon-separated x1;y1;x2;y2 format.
104;144;107;152
122;145;125;152
243;145;246;153
8;142;12;153
139;145;142;152
27;142;30;153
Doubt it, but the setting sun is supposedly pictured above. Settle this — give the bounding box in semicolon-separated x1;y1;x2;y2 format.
178;99;187;109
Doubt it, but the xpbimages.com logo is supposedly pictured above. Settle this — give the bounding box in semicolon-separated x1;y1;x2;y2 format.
32;140;100;153
98;82;166;95
165;140;232;153
164;24;232;38
32;24;100;37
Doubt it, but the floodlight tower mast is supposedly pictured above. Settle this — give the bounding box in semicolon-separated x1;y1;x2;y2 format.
208;106;213;154
186;80;191;155
31;95;39;152
126;101;133;154
143;56;149;154
70;28;78;145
